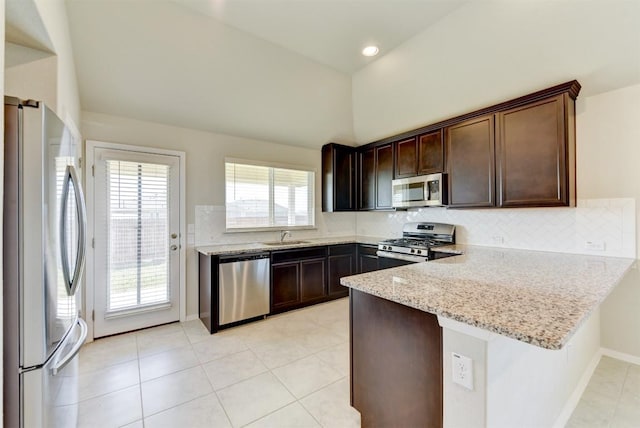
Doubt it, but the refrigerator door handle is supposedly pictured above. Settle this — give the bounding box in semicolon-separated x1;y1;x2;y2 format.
60;165;87;296
51;318;87;376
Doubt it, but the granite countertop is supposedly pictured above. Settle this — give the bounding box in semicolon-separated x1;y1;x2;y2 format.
196;235;383;256
341;244;634;350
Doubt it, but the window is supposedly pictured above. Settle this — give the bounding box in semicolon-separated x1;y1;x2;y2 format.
225;160;315;230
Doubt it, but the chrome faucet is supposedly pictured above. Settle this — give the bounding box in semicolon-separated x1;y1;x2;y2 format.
280;230;291;243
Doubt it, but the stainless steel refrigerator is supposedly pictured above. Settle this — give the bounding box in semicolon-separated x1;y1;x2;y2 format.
3;96;88;427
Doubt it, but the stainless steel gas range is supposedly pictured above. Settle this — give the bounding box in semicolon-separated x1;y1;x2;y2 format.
376;222;456;268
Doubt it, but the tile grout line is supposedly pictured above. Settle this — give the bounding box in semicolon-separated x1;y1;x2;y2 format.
609;363;632;426
135;332;146;428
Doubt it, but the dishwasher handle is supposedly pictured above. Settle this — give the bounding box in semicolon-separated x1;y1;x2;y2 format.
219;252;271;263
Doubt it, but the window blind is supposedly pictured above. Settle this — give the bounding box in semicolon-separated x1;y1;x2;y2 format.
225;161;315;230
105;160;171;312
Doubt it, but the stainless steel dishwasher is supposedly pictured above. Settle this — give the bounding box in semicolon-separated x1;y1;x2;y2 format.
218;252;270;326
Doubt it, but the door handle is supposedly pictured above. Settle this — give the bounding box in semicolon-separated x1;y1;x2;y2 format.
52;318;88;375
171;233;178;239
60;165;87;296
170;245;178;251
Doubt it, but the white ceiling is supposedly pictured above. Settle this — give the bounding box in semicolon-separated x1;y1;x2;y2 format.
60;0;465;148
173;0;465;74
13;0;638;150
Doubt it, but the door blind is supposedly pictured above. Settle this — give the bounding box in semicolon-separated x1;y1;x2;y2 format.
105;160;171;312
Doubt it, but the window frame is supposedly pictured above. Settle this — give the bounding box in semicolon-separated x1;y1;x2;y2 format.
224;157;316;232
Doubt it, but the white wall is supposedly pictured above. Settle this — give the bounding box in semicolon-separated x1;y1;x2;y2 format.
32;0;80;127
578;85;640;357
80;111;357;319
65;0;354;149
5;43;57;108
352;1;640;144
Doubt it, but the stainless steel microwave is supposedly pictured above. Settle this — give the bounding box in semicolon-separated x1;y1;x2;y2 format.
391;173;447;208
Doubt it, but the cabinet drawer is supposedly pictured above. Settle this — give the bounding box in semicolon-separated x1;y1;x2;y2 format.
329;243;356;256
357;244;378;257
271;246;327;264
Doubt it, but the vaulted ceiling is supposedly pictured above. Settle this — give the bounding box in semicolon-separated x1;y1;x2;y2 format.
7;1;639;149
61;0;466;148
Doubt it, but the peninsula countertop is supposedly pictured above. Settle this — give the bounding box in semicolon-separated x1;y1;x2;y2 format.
340;244;634;350
196;235;383;256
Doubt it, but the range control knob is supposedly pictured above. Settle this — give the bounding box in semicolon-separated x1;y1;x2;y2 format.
410;249;415;254
417;250;422;255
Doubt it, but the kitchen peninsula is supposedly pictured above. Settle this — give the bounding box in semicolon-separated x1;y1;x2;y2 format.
341;245;634;428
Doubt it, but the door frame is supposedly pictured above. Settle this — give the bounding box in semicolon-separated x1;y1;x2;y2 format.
84;140;186;342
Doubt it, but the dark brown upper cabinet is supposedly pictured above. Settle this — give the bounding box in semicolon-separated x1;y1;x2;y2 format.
375;143;394;209
496;94;575;207
394;131;444;179
358;147;376;210
324;80;579;212
446;115;496;208
358;143;394;210
322;143;356;212
394;137;418;179
417;130;444;175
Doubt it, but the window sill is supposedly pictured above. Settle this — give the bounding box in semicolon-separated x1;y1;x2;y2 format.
224;226;317;234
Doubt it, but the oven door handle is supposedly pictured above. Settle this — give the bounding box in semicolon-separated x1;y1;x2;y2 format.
376;250;428;263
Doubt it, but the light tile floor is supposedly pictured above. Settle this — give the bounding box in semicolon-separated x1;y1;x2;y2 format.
567;356;640;428
79;298;639;428
77;298;360;428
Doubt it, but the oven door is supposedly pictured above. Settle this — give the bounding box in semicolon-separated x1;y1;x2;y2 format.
376;250;426;269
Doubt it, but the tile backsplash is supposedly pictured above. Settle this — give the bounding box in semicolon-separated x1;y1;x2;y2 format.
195;198;635;258
356;198;636;258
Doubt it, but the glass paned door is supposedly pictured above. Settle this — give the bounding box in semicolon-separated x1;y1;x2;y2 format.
93;148;180;338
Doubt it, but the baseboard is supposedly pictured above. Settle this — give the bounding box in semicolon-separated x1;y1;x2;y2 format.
601;347;640;366
184;314;200;322
552;349;603;428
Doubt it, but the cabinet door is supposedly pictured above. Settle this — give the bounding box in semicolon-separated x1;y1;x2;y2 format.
496;95;570;207
328;254;353;298
322;144;356;212
357;245;379;273
271;262;299;310
300;258;326;303
446;115;495;208
375;143;394;209
359;148;375;210
394;138;417;179
417;130;444;175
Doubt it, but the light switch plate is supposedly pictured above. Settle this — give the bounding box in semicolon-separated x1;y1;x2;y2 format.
452;352;474;390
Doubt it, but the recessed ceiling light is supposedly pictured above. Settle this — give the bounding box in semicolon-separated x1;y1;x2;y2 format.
362;46;379;57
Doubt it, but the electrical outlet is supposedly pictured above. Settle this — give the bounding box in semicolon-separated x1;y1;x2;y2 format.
452;352;473;390
585;240;606;251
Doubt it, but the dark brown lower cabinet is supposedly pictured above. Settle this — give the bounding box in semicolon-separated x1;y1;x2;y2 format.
271;247;328;314
271;262;300;310
300;258;326;302
328;244;356;298
357;244;379;273
350;289;443;428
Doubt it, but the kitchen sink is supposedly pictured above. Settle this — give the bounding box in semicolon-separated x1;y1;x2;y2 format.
262;240;310;246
